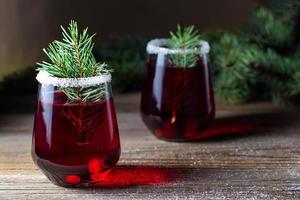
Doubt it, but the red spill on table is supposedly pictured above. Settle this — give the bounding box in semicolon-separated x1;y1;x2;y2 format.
199;119;257;139
65;175;81;184
93;166;182;188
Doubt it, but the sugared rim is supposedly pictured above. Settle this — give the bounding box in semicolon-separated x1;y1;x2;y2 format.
36;71;112;88
146;38;210;55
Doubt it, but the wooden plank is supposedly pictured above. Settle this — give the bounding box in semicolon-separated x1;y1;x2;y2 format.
0;94;300;199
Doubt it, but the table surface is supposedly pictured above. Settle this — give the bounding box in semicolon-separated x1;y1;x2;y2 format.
0;93;300;200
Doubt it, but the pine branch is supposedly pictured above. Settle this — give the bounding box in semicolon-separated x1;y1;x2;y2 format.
209;3;300;106
266;0;300;17
167;25;201;67
37;20;111;103
246;6;296;51
211;33;258;103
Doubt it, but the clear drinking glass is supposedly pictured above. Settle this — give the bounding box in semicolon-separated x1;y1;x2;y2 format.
32;71;121;187
141;39;215;141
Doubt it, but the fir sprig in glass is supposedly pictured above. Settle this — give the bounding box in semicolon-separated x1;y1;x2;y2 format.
167;25;201;68
37;20;111;103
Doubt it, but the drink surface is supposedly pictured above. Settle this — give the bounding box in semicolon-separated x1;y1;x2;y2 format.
141;56;215;141
32;91;120;187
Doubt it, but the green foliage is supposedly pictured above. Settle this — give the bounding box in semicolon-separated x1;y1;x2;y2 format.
211;34;257;103
37;20;111;102
167;25;201;67
247;7;295;50
0;67;37;94
208;1;300;106
266;0;300;16
95;36;147;92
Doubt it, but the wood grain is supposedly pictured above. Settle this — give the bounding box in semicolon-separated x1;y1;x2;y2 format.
0;94;300;200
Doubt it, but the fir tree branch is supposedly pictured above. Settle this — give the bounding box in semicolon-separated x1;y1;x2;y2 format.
37;20;111;103
167;25;201;67
208;2;300;106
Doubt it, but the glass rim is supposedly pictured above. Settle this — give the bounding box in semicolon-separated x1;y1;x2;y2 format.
146;38;210;55
36;71;112;88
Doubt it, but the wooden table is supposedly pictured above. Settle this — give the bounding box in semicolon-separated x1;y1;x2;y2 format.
0;93;300;199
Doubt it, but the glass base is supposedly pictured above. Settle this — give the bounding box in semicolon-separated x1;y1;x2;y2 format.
42;166;112;188
141;113;213;142
33;147;120;188
153;134;203;143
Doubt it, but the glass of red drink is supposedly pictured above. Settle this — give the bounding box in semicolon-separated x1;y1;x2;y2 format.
32;71;121;187
141;39;215;142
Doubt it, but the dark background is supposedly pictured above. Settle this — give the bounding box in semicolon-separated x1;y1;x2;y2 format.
0;0;264;80
0;0;271;113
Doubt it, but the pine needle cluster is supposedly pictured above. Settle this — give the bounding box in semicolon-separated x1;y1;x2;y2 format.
207;0;300;106
37;20;111;102
167;25;201;67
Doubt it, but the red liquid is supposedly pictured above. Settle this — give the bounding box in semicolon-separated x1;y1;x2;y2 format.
32;91;120;187
141;57;215;141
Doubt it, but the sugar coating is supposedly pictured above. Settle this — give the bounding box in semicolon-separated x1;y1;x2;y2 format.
36;71;112;88
146;39;210;55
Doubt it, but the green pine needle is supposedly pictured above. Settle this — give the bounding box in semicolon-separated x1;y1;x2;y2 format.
37;20;111;103
167;25;201;67
208;2;300;106
248;7;295;49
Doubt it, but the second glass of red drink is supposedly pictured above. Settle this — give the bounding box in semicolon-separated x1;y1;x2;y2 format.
141;29;215;142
